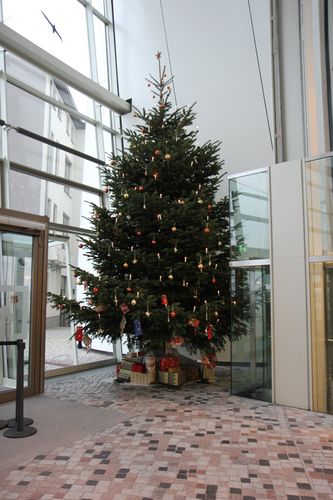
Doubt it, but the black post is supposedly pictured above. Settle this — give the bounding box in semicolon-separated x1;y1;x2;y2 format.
3;339;37;438
7;339;33;429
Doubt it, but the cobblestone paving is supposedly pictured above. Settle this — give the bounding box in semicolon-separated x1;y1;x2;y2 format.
0;367;333;499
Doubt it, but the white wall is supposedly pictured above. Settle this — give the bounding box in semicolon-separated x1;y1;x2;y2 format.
114;0;274;198
270;159;310;409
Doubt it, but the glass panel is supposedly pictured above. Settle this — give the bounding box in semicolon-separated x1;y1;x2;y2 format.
306;156;333;256
309;262;333;414
5;54;97;121
46;233;114;371
230;171;269;260
3;0;90;76
93;16;108;89
9;170;101;230
0;232;33;392
6;79;101;171
92;0;105;14
231;265;271;402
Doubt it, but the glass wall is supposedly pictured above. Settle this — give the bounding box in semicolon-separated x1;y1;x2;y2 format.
0;0;123;375
231;265;271;401
230;170;270;260
229;169;272;402
306;154;333;413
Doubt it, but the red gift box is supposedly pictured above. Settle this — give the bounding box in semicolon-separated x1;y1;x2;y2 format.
159;356;180;371
131;363;145;373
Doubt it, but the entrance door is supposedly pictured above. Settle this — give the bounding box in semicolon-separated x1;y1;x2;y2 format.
231;265;272;402
0;209;48;403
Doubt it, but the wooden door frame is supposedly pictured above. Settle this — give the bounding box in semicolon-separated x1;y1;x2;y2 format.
0;208;48;403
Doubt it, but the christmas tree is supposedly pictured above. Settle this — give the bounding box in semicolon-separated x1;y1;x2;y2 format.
49;53;245;356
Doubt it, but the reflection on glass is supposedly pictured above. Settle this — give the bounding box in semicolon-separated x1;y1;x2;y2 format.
7;77;101;174
231;266;271;402
306;156;333;256
0;232;33;391
3;0;90;76
309;262;333;414
46;233;113;371
230;171;269;260
9;170;101;229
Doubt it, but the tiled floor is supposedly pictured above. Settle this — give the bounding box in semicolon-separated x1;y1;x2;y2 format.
0;366;333;499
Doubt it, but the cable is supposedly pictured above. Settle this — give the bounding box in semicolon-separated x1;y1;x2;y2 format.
247;0;273;151
160;0;178;107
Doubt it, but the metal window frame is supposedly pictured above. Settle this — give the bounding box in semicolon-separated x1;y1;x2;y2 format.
0;22;131;115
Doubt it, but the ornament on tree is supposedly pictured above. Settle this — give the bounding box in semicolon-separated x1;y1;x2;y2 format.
120;303;129;315
188;317;200;334
154;149;161;156
205;323;214;340
131;299;137;305
204;225;210;234
212;276;216;284
161;294;168;305
120;315;126;334
171;225;177;232
123;262;129;268
75;325;83;342
82;334;92;351
79;243;84;249
170;335;184;347
92;287;100;294
164;153;171;160
133;319;142;336
170;310;177;318
94;304;107;313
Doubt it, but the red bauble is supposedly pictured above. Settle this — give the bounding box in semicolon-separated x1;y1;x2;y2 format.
151;239;157;245
212;276;216;284
92;287;100;294
79;243;84;248
161;294;168;305
138;185;144;191
136;230;142;236
59;303;65;310
170;310;177;318
204;227;210;234
103;187;109;193
126;287;132;292
154;149;161;156
75;326;83;342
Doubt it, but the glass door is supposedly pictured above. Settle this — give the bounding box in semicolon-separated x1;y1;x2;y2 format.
231;265;272;402
0;232;33;392
0;209;48;404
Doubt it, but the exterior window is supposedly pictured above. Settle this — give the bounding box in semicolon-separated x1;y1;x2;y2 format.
66;115;71;136
47;132;55;174
64;156;72;196
46;198;52;218
53;203;58;223
63;213;70;226
55;146;60;176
